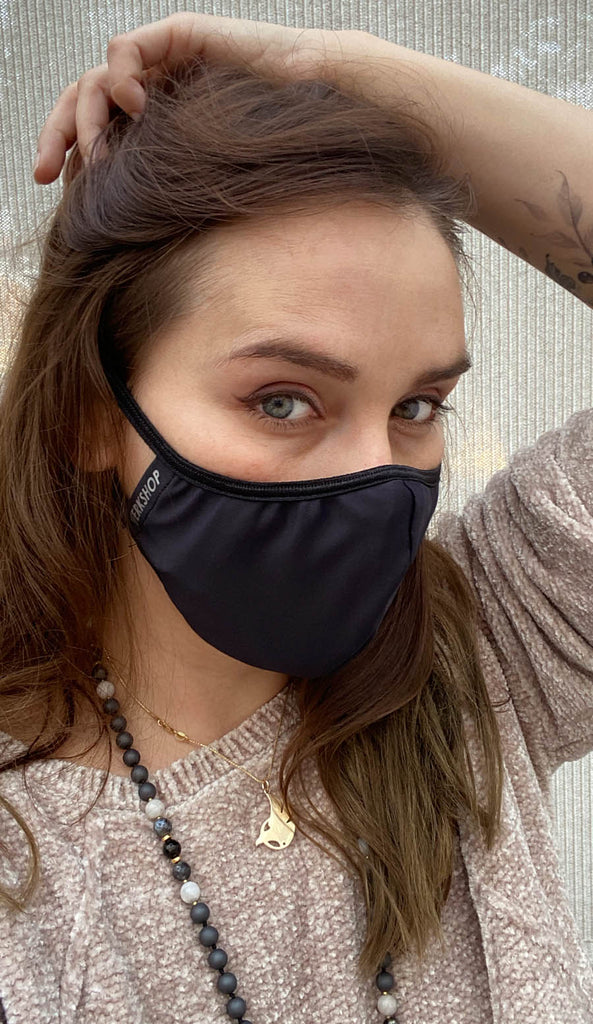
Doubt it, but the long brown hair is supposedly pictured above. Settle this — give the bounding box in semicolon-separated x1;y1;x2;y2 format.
0;56;504;976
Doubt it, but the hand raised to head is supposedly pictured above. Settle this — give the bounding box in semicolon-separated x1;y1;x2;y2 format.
33;11;365;184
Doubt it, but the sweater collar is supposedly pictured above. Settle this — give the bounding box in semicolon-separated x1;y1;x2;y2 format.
0;683;300;813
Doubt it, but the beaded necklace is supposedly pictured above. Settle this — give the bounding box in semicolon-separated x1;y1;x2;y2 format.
91;659;399;1022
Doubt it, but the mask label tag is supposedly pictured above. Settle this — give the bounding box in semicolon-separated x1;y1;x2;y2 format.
127;458;173;530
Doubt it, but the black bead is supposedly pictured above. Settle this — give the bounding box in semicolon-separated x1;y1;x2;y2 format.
217;972;237;995
138;782;157;801
123;748;141;767
172;860;191;881
384;1020;397;1024
226;996;246;1019
381;951;393;971
376;971;394;992
92;664;107;680
103;697;119;715
116;731;133;749
130;764;148;784
153;817;172;837
199;925;219;947
190;902;210;924
162;838;181;859
110;714;127;732
207;947;227;969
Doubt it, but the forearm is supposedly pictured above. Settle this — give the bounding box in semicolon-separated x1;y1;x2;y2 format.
355;32;593;307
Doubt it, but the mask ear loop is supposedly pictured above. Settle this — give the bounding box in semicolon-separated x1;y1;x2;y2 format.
99;344;166;460
99;342;218;483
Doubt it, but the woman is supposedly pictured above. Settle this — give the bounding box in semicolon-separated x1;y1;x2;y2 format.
1;11;592;1023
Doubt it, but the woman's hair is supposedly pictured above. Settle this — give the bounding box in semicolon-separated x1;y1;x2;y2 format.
0;54;505;975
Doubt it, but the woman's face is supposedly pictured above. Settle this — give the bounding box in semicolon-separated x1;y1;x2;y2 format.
117;200;470;493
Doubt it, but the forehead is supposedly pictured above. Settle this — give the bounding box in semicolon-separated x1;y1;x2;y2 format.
154;200;467;382
198;201;462;329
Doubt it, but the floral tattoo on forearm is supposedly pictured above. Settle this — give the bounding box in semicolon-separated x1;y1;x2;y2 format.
514;170;593;307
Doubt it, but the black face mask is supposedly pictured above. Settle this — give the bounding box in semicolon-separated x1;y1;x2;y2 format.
103;361;441;678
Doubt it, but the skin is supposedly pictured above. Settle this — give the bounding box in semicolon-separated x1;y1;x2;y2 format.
73;200;469;774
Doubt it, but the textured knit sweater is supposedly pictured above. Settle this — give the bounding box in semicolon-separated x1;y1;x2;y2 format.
1;408;593;1024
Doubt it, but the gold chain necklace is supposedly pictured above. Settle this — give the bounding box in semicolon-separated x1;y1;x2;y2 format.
104;655;296;850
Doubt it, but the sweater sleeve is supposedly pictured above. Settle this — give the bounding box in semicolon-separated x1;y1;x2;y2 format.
433;406;593;777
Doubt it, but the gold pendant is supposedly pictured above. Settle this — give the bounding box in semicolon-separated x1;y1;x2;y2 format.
255;782;296;850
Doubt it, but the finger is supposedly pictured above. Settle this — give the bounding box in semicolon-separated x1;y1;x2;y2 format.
34;82;79;183
105;11;279;114
106;13;203;115
74;65;115;162
35;66;114;182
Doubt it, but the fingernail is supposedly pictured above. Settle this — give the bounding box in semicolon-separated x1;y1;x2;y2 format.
129;110;142;122
33;152;40;173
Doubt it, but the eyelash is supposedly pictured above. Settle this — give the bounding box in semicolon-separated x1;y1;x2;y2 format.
241;389;453;433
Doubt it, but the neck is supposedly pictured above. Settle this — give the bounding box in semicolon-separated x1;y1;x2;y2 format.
97;535;289;771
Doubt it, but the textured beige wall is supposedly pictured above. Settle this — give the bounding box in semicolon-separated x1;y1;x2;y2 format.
1;0;592;957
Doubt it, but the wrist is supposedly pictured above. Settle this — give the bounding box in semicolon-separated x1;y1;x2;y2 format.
327;31;466;170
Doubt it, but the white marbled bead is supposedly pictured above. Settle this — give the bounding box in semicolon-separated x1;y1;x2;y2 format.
96;680;115;699
145;798;166;821
377;994;398;1016
180;880;201;904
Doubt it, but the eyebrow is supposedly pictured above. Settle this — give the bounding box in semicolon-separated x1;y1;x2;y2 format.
218;337;473;388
